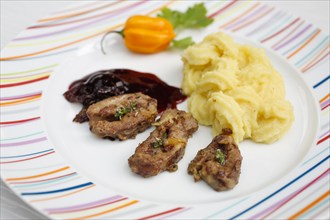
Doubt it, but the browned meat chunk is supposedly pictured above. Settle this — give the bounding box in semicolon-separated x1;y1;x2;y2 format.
86;93;157;140
128;109;198;177
188;129;242;191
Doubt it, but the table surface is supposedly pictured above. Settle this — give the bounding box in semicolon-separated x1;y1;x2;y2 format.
1;1;329;219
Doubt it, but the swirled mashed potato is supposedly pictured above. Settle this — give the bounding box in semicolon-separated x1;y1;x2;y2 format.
182;32;294;143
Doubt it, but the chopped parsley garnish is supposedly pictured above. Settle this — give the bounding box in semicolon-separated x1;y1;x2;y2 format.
114;102;137;120
152;138;163;148
215;149;226;166
152;132;168;148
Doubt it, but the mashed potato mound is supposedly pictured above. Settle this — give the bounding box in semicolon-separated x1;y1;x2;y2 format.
182;32;294;143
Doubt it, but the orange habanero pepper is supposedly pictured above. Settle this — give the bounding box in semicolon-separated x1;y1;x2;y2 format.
123;15;175;54
101;15;175;54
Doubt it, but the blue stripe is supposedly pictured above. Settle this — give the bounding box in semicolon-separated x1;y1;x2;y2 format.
229;155;330;219
313;75;330;89
0;149;53;159
21;182;93;196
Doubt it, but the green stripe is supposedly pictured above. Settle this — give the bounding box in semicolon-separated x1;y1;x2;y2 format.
1;131;44;141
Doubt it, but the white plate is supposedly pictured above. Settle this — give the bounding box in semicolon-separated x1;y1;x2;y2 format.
1;1;329;219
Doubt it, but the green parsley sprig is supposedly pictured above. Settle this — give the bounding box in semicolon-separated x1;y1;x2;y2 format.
152;132;168;148
114;102;137;120
215;149;226;166
158;3;213;49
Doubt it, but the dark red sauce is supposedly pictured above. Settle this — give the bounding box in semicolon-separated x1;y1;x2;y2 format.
64;69;187;122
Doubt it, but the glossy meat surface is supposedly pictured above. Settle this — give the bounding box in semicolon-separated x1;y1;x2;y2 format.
86;93;157;140
129;109;198;177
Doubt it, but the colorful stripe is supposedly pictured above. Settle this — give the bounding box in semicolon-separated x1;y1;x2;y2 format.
313;75;330;89
273;23;311;51
208;0;238;18
70;200;139;220
0;64;58;76
220;2;260;29
260;18;301;43
231;7;275;32
302;50;329;73
249;169;329;219
228;155;329;219
226;4;268;30
0;149;51;159
9;172;77;185
0;151;55;164
287;29;321;59
271;20;305;48
295;36;329;67
0;1;174;61
282;28;319;55
15;1;147;41
21;182;93;196
28;1;146;29
246;11;285;37
37;1;123;23
45;195;126;214
0;117;40;126
6;166;70;182
0;75;50;88
138;207;185;220
288;190;330;219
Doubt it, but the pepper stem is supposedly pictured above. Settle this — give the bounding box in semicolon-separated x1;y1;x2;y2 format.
100;30;124;55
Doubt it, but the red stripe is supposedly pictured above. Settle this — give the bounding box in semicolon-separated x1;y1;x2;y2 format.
0;117;40;125
302;51;330;73
321;103;329;111
8;172;77;184
261;18;300;43
317;134;330;145
138;207;184;220
0;75;50;88
271;20;305;49
0;151;55;164
208;0;238;18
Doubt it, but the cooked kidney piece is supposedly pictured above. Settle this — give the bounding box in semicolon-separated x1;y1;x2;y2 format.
188;129;242;191
86;93;157;140
128;109;198;177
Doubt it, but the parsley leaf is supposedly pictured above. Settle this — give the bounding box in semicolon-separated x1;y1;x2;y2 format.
158;3;213;50
180;3;213;29
172;37;195;49
158;7;182;30
215;149;226;166
158;3;213;30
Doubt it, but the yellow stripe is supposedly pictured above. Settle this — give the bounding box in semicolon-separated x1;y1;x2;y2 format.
72;200;138;220
0;94;41;107
6;166;70;181
0;73;51;83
